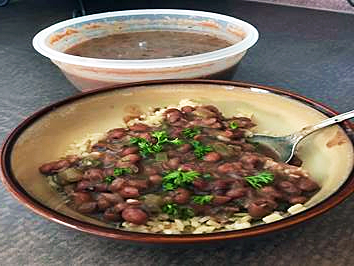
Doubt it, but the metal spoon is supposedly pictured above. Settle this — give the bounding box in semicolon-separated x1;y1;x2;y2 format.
248;110;354;163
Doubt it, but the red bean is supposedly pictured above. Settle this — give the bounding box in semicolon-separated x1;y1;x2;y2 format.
136;132;152;141
114;203;129;213
107;128;126;140
224;206;239;213
119;186;140;198
72;192;92;206
202;118;217;125
203;152;221;162
94;183;109;192
109;178;126;192
241;154;263;169
167;112;182;123
193;179;209;191
77;202;97;214
173;188;190;204
277;181;301;195
192;204;212;215
180;163;194;171
212;195;231;205
100;193;124;204
223;130;234;138
121;146;139;156
167;157;181;170
39;160;70;175
226;188;247;198
148;175;163;185
289;196;308;204
210;122;223;129
114;161;132;169
181;106;195;113
211;179;229;191
127;179;148;190
217;163;234;173
178;143;192;153
76;180;95;191
247;199;277;218
169;127;183;138
144;166;158;176
297;178;319;192
97;198;111;210
259;186;283;199
122;208;148;225
129;123;150;132
204;105;221;115
101;153;117;167
121;154;141;164
103;208;120;221
83;168;104;181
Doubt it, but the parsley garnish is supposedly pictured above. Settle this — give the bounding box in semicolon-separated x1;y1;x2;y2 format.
229;121;239;129
202;173;213;180
104;167;131;184
162;203;195;220
162;170;200;191
179;207;195;220
182;127;201;138
192;195;213;205
130;130;182;157
104;176;115;184
190;140;213;159
162;203;179;216
245;172;274;189
113;167;131;176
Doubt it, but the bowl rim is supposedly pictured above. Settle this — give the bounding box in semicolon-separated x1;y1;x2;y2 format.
32;9;259;69
1;79;353;244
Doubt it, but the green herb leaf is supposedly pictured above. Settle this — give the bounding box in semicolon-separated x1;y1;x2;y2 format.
202;173;213;180
162;170;200;191
190;140;213;159
192;195;213;205
113;167;131;176
161;203;195;220
104;175;115;184
182;127;201;138
229;121;239;129
179;207;195;220
130;137;154;157
245;172;274;189
130;130;182;157
162;203;179;216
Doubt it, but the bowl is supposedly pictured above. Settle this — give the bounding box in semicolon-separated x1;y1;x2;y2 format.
32;9;258;92
1;80;353;244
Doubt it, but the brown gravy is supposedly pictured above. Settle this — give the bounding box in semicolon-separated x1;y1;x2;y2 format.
65;31;233;59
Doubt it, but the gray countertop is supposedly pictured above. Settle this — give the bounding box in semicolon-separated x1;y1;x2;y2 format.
0;0;353;265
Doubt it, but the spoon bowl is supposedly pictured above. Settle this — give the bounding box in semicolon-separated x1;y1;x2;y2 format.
248;110;354;162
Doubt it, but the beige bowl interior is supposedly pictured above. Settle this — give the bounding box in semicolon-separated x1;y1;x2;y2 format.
10;83;354;228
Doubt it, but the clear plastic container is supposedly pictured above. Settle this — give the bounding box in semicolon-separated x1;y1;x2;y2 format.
33;9;258;91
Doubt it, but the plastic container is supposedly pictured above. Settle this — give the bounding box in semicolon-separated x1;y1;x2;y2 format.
33;9;259;91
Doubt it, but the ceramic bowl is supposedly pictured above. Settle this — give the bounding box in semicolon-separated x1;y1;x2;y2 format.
1;80;353;244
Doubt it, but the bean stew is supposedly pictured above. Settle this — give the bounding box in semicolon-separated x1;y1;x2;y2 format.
39;102;320;233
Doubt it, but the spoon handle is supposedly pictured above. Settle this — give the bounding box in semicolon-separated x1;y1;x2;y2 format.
293;110;354;141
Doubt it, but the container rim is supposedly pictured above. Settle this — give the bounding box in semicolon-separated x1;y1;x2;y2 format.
32;9;259;69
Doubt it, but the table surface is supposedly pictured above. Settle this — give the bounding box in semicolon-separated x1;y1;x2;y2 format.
0;0;353;265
